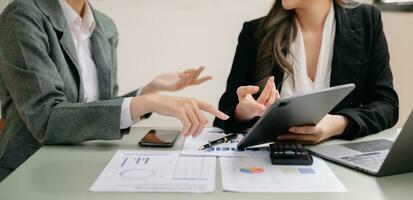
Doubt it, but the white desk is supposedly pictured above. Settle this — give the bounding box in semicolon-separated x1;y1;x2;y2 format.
0;127;412;200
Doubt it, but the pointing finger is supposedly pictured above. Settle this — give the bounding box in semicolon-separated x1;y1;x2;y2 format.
197;101;229;120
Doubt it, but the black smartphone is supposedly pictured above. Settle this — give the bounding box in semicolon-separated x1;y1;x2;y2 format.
138;129;180;148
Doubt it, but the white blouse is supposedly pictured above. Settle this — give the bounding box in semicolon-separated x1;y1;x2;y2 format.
58;0;133;129
280;3;336;98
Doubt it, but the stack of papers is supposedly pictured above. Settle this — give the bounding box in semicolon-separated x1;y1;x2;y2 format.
90;150;215;193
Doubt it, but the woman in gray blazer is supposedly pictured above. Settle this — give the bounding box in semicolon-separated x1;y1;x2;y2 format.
0;0;228;181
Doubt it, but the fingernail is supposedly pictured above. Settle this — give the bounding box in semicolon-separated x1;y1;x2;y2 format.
220;114;229;120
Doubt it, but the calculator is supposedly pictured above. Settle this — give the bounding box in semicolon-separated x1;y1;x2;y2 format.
269;142;313;165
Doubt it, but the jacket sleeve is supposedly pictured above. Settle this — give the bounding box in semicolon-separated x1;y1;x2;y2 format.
0;7;124;144
335;6;399;139
213;22;259;132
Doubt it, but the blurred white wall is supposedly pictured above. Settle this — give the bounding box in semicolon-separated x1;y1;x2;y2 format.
0;0;412;129
89;0;273;128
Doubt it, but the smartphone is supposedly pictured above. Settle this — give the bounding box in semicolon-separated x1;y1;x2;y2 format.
138;129;180;148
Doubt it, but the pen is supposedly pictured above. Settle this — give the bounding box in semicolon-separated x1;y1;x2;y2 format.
198;134;238;150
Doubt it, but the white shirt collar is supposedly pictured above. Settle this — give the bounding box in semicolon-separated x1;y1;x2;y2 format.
58;0;96;37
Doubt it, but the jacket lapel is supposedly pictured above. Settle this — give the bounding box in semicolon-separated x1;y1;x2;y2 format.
331;4;368;110
91;31;111;100
331;4;364;87
59;32;85;101
90;7;118;100
330;4;345;87
35;0;84;101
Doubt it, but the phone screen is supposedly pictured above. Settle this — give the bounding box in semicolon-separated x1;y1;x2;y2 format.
138;129;180;147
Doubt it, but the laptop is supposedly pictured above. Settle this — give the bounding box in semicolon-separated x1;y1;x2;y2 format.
309;111;413;176
237;84;355;150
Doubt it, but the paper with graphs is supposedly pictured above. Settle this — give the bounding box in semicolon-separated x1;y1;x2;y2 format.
181;127;269;157
220;156;346;193
90;150;216;193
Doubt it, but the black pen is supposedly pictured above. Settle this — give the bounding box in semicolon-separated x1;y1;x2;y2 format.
198;134;238;150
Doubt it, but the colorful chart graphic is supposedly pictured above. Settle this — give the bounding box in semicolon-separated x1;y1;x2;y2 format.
239;166;265;174
298;168;315;174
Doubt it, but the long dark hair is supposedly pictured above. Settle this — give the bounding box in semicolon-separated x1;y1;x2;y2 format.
254;0;358;88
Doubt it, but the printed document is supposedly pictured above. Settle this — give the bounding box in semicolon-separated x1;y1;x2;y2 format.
90;150;216;193
220;156;346;192
181;128;269;157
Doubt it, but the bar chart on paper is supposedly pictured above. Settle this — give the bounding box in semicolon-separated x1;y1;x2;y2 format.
172;156;212;181
90;150;179;192
90;150;216;193
169;156;216;192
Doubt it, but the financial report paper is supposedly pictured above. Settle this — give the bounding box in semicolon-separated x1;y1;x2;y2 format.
220;156;346;193
90;150;216;193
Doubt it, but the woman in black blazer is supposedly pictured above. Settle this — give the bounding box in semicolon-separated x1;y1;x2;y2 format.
214;0;399;144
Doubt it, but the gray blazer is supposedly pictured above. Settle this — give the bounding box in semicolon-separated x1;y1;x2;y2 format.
0;0;137;176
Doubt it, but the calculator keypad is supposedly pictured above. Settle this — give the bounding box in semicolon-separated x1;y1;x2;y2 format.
270;142;313;165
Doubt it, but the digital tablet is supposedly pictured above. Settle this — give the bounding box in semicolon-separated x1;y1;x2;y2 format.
237;84;355;150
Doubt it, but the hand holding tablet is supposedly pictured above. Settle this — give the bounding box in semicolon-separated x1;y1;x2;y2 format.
237;84;355;150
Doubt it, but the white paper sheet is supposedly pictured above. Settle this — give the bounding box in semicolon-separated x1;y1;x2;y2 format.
90;150;216;193
181;127;269;157
220;156;347;193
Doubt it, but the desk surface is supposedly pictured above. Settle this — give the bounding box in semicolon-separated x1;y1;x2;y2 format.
0;127;412;200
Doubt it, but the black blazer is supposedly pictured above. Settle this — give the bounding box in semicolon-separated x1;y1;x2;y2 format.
213;4;399;139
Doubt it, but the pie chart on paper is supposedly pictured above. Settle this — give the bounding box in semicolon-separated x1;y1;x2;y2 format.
120;169;156;179
239;166;265;174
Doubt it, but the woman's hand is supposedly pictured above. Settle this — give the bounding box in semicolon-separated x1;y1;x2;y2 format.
277;114;349;144
234;76;280;122
130;94;229;137
140;66;212;95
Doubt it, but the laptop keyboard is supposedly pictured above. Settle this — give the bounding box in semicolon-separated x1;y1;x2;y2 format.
341;140;393;153
340;152;386;170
